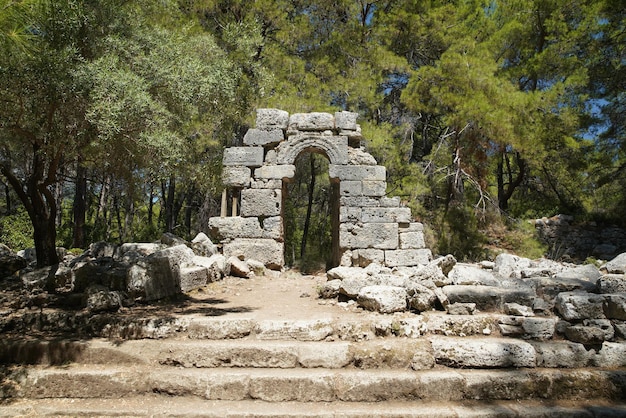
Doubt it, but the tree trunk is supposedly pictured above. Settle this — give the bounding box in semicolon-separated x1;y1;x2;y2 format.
165;176;176;232
72;159;87;248
2;181;11;214
301;155;316;259
1;156;59;268
497;149;526;212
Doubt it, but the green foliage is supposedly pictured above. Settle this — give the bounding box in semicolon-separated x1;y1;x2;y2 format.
0;208;34;250
499;220;548;260
437;204;488;262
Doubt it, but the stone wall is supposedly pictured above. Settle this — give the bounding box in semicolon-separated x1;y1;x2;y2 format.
535;215;626;261
208;109;431;270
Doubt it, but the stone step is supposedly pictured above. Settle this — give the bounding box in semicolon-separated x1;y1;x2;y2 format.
2;396;626;417
3;336;625;369
10;365;626;402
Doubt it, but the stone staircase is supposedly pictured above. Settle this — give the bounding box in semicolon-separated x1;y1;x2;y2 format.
2;313;626;417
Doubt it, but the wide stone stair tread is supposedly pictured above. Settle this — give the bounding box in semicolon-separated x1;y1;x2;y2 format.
11;364;626;402
2;396;626;417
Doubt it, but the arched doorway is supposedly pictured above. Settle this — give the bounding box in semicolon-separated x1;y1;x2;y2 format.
283;151;339;272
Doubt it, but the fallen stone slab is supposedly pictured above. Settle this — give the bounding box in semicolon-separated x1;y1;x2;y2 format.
357;285;407;313
429;336;536;368
448;264;500;286
598;274;626;293
603;252;626;274
442;285;535;311
593;341;626;367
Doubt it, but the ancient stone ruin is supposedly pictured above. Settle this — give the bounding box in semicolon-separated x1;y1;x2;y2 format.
208;109;431;270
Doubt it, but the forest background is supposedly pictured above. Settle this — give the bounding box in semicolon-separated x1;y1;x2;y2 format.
1;0;624;271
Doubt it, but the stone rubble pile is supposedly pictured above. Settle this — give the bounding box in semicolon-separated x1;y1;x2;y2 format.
2;233;269;312
321;251;626;351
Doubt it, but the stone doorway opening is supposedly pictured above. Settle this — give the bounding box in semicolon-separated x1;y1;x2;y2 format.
283;152;339;273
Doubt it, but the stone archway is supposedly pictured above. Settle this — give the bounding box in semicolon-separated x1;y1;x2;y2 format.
208;109;431;270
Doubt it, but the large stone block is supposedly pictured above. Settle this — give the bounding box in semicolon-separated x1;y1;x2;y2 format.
254;164;295;180
597;274;626;293
430;336;536;368
339;206;361;223
362;180;386;197
357;285;407;313
243;128;284;146
256;108;289;130
555;291;606;320
250;179;282;189
222;238;284;269
329;165;386;182
179;266;209;292
399;230;426;249
530;341;591;368
385;249;432;267
339;223;398;250
443;285;536;311
335;111;358;130
208;216;263;240
240;189;281;217
340;196;382;208
604;294;626;320
261;216;283;240
289;112;334;131
223;147;264;167
339;180;362;197
361;207;411;224
353;249;385;267
221;166;251;187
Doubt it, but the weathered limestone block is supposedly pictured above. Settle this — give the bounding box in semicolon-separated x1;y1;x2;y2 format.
429;337;536;368
339;180;363;196
594;342;626;367
564;324;607;344
385;249;432;267
223;147;264;167
289;112;334;131
448;264;500;286
261;216;283;240
446;303;477;315
127;244;194;301
398;223;426;250
347;147;377;165
335;111;358;130
498;316;556;340
192;254;225;282
530;341;591;368
326;266;369;281
339;223;398;250
555;291;606;320
240;189;281;217
357;285;407;313
277;134;348;165
191;232;218;257
250;179;282;189
254;164;295;180
407;283;437;312
352;249;385;267
504;302;535;317
443;285;535;311
604;294;626;320
222;238;284;269
256;108;289;130
524;276;597;301
243;128;283;146
604;252;626;274
584;318;615;340
494;253;533;279
329;164;386;182
380;196;401;207
319;279;342;298
179;265;209;292
598;274;626;293
340;196;382;208
361;207;411;224
226;256;251;278
340;277;379;298
339;206;361;223
208;216;263;240
362;180;386;197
